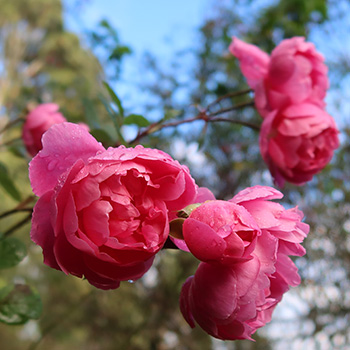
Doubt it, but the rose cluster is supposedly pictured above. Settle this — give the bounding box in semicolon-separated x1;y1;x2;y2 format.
178;186;309;340
230;37;339;186
27;121;310;341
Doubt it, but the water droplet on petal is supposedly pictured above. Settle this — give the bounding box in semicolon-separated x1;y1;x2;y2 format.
128;280;134;284
47;159;58;171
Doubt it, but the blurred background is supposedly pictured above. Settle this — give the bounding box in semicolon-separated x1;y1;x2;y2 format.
1;0;350;349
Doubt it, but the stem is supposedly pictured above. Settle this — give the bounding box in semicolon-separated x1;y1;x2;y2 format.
0;207;33;220
0;117;24;135
208;117;260;131
3;213;32;237
130;113;206;145
129;99;255;144
0;137;22;147
205;88;252;110
207;100;255;117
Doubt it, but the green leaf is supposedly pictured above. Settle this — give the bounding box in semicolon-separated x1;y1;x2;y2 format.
90;128;114;145
0;237;27;269
0;163;21;201
103;82;124;117
0;284;42;325
99;94;126;144
82;98;100;129
109;46;132;61
123;114;150;127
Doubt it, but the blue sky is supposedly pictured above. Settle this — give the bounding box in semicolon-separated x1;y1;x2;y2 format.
64;0;211;58
63;0;213;116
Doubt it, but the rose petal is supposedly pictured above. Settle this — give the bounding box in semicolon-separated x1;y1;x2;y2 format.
29;122;105;196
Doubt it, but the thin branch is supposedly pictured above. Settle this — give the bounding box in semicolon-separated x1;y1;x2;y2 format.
3;213;32;237
207;100;255;117
0;117;24;135
208;117;260;131
129;99;255;144
205;88;253;110
130;113;207;145
0;136;22;147
0;207;33;220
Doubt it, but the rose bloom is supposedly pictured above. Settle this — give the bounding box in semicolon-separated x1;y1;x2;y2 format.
182;200;261;263
180;186;309;340
22;103;66;156
259;103;339;186
29;122;197;289
230;37;329;117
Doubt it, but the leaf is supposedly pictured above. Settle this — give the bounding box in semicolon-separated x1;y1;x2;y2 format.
99;95;126;144
0;163;21;201
0;237;27;269
109;46;132;61
123;114;150;127
103;82;124;117
0;284;42;325
82;98;100;129
90;128;114;145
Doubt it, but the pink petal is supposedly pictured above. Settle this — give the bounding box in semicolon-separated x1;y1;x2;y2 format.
29;122;105;196
234;257;261;297
183;218;226;261
194;187;216;202
82;200;113;246
275;253;301;287
180;277;196;328
230;37;270;89
30;190;60;269
192;263;238;320
231;185;283;204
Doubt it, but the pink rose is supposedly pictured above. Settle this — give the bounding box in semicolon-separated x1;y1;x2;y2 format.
22;103;66;156
29;122;197;290
180;186;309;340
180;260;271;340
170;186;216;252
230;37;329;117
259;103;339;186
183;200;261;263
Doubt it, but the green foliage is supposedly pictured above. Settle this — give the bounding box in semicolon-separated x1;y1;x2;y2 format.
103;82;124;117
123;114;150;127
0;237;27;269
0;284;42;325
0;162;21;201
90;19;132;79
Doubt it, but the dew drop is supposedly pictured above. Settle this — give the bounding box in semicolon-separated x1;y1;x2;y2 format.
128;280;134;284
47;160;58;171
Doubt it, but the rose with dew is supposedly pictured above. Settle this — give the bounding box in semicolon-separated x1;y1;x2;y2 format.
180;257;273;341
230;37;329;117
231;185;310;299
22;103;66;156
259;103;339;186
29;122;197;289
182;200;261;264
180;186;309;340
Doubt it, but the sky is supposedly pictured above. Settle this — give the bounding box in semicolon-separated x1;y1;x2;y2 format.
62;0;213;117
63;0;211;58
